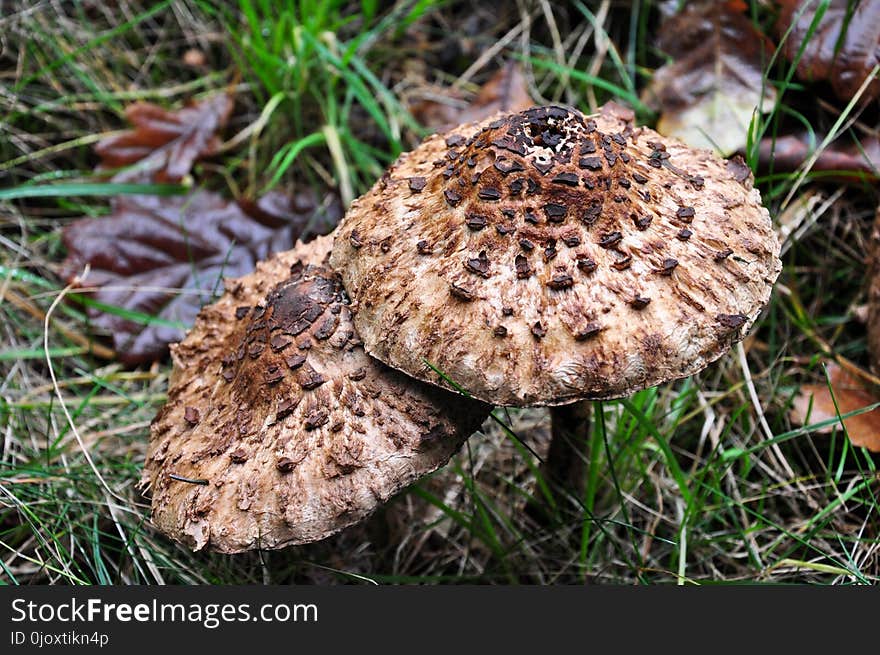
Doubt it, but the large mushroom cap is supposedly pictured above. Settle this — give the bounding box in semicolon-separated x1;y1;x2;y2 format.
143;235;489;553
330;103;782;406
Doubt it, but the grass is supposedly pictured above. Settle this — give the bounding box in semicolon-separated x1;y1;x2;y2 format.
1;0;880;585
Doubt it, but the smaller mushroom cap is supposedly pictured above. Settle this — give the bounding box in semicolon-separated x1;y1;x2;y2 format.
143;236;489;553
331;103;782;406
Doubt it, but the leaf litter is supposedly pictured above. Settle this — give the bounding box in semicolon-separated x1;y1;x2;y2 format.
409;61;534;132
647;1;880;183
61;94;342;364
790;362;880;452
776;0;880;104
642;0;776;156
758;0;880;180
758;131;880;181
790;207;880;453
94;94;234;182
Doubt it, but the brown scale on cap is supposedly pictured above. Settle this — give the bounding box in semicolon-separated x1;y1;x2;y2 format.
142;235;489;553
331;103;781;406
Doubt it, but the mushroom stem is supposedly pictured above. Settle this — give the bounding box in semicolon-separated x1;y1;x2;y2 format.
543;401;592;498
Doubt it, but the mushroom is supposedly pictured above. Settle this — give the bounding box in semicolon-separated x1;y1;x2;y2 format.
142;235;489;553
329;103;781;494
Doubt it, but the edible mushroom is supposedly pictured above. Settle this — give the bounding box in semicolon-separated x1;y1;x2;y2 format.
143;235;490;553
330;102;781;491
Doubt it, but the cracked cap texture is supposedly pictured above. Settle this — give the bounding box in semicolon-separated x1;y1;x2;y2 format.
330;103;782;406
143;235;489;553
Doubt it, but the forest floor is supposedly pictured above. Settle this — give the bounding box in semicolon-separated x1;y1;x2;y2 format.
1;0;879;584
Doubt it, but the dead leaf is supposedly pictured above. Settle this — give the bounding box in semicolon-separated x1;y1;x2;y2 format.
410;61;534;132
758;131;880;181
790;362;880;452
776;0;880;103
62;93;343;363
61;189;342;364
95;93;233;182
642;0;776;156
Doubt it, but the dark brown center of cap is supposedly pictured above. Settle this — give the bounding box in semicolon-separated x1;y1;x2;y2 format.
422;104;715;327
220;265;348;405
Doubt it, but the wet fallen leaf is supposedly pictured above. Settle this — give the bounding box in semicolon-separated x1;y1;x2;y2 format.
759;131;880;181
776;0;880;103
642;0;776;156
62;92;343;363
95;93;233;182
61;189;342;364
790;363;880;452
410;61;534;132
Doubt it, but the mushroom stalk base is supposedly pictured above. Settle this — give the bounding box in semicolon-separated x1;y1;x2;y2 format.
543;401;592;499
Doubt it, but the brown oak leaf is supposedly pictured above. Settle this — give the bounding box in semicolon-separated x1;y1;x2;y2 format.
95;93;233;181
642;0;776;155
61;189;342;364
790;362;880;452
61;92;342;364
776;0;880;103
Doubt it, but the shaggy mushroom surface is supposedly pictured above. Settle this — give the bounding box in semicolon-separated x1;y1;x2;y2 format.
331;103;781;405
143;236;489;553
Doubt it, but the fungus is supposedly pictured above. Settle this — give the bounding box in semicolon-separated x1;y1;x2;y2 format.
142;236;489;553
330;102;780;493
331;102;780;403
